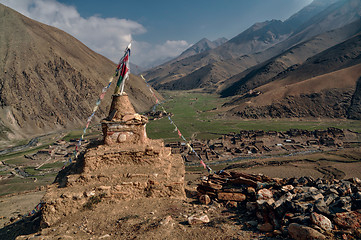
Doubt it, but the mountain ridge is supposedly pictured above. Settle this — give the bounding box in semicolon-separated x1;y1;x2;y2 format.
144;0;361;94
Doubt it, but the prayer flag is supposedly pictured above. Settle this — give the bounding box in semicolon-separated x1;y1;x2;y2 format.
114;43;131;95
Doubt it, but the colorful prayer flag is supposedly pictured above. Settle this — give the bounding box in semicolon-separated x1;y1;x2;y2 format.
114;43;131;95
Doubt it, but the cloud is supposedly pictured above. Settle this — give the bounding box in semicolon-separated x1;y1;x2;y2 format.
133;40;191;68
0;0;189;68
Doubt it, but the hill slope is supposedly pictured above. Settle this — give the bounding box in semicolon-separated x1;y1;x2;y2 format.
221;18;361;97
224;32;361;119
0;4;159;141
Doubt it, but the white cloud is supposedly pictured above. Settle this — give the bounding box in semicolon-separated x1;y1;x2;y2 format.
0;0;189;68
133;40;191;68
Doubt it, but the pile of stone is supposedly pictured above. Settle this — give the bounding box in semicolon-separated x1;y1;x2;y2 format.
197;171;361;239
41;93;185;227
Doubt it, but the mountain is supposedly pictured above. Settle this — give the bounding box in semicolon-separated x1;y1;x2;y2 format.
145;0;361;92
0;4;160;141
162;37;228;65
220;18;361;97
224;31;361;119
143;19;294;87
176;38;217;61
213;37;228;46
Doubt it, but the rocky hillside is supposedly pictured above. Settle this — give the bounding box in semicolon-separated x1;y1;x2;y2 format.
0;4;159;141
220;18;361;97
224;32;361;119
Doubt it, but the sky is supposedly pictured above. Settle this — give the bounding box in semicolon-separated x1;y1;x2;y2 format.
0;0;313;68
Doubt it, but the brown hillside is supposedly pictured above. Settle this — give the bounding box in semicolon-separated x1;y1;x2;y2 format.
227;61;361;119
0;4;160;141
220;18;361;97
223;30;361;119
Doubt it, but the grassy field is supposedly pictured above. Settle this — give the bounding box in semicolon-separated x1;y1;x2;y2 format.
146;91;361;142
0;173;56;196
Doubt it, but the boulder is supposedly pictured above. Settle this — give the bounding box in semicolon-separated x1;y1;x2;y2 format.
188;214;210;225
257;189;273;200
217;192;246;202
288;223;326;240
199;194;211;205
257;222;273;232
333;211;361;230
310;212;332;231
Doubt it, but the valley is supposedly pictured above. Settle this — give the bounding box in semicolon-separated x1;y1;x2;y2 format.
1;0;361;239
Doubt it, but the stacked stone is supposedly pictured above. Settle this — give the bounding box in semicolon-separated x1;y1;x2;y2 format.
41;93;185;227
197;171;361;239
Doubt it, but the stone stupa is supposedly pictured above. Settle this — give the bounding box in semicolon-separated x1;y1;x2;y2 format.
40;93;185;227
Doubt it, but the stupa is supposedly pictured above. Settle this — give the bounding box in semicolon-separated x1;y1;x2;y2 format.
101;93;149;146
40;92;185;227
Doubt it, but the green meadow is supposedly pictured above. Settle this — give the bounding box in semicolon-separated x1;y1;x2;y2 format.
146;91;361;142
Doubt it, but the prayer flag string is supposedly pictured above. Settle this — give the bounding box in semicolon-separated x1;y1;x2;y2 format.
140;75;212;173
63;43;132;168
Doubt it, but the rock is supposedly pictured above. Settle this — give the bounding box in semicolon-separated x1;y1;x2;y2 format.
351;177;361;185
98;186;111;191
217;192;246;202
99;234;111;239
245;220;258;228
257;200;275;212
226;201;238;208
294;191;319;201
257;189;273;200
290;215;311;225
310;212;332;231
122;114;143;122
289;178;299;186
133;113;142;121
199;194;211;205
273;192;294;208
298;177;308;185
246;187;256;196
288;223;326;240
330;196;352;214
333;211;361;230
257;222;273;232
314;199;331;216
354;192;361;199
246;202;257;212
160;215;174;226
122;114;136;122
229;177;257;188
312;193;324;201
84;190;95;197
287;201;313;214
327;188;339;196
352;199;361;210
202;181;223;190
273;229;282;236
188;214;210;225
281;185;294;192
323;193;337;205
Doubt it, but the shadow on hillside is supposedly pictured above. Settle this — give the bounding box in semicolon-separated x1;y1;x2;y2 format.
0;212;41;240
